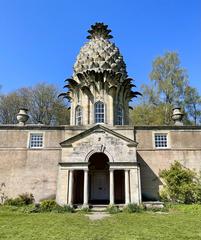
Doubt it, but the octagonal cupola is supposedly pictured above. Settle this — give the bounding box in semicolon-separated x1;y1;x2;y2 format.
59;23;141;126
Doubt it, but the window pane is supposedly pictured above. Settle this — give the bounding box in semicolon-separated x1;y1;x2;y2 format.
95;101;104;123
116;105;123;125
30;133;43;148
75;106;82;125
154;133;167;148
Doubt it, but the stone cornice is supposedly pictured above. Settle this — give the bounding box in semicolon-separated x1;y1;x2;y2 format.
59;162;88;166
109;162;139;166
58;161;139;169
0;124;201;131
133;125;201;130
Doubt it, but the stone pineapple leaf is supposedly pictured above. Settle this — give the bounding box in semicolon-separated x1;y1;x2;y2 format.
87;23;113;39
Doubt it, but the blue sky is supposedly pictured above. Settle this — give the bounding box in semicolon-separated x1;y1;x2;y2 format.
0;0;201;94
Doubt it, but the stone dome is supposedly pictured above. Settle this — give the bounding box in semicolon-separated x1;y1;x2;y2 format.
73;23;127;77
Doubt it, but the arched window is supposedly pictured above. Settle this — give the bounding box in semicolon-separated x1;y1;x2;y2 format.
75;106;82;125
95;101;104;123
116;105;123;125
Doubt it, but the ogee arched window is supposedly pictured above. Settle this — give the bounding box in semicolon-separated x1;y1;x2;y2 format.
94;101;104;123
75;106;82;125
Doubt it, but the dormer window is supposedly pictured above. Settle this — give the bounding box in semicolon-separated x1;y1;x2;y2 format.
95;101;104;123
116;105;124;125
75;106;82;125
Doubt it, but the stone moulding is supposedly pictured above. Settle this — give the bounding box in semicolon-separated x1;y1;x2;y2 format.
60;124;138;147
84;148;114;162
0;124;201;131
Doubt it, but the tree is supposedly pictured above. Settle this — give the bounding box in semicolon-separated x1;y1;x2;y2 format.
150;52;188;104
150;52;188;124
0;93;22;124
130;104;166;125
130;52;198;125
29;83;62;125
140;84;160;106
51;101;70;125
184;86;201;125
159;161;201;204
0;83;70;125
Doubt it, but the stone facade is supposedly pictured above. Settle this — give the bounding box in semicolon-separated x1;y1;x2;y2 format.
0;125;201;204
0;23;201;206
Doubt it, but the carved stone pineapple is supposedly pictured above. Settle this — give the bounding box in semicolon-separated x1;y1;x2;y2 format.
73;23;127;79
59;23;141;125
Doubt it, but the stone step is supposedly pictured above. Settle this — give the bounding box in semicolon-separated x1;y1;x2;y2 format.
91;207;107;212
74;204;108;212
75;202;164;212
143;201;164;209
90;205;108;212
90;204;124;212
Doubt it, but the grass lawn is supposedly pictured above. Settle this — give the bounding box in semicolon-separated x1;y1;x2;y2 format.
0;205;201;240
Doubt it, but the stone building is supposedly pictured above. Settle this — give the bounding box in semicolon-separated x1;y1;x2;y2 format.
0;23;201;207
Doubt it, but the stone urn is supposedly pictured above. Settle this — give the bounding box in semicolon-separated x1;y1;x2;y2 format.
172;107;184;126
17;108;29;125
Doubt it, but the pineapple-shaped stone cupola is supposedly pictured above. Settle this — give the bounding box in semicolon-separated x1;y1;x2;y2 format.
59;23;141;126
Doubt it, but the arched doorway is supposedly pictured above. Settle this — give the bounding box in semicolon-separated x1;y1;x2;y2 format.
89;152;109;204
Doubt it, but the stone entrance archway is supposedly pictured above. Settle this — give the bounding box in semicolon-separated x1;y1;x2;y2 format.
57;124;141;206
88;152;109;204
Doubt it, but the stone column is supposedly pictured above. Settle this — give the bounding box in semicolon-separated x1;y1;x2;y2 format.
109;169;114;205
83;169;89;206
130;167;141;204
125;169;130;204
68;170;74;205
56;168;69;205
137;166;142;203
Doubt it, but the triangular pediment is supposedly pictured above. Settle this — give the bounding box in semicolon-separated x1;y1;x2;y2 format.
60;124;138;147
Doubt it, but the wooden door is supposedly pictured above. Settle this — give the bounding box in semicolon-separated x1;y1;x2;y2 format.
91;171;109;200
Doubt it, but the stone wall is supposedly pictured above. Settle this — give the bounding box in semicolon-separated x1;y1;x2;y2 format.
0;125;201;202
135;127;201;200
0;127;65;202
108;126;201;200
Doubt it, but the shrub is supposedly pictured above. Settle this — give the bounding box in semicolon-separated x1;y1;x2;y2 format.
4;193;34;206
0;183;7;204
40;200;57;212
4;197;24;206
53;204;74;213
18;193;34;205
18;204;38;213
159;189;169;202
39;200;74;213
123;203;142;213
80;206;90;213
62;204;74;213
159;161;201;204
28;204;41;213
106;205;120;214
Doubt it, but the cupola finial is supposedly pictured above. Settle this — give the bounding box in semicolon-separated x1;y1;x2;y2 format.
87;22;113;39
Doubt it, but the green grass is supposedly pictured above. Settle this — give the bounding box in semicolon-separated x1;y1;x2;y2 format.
1;205;201;240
